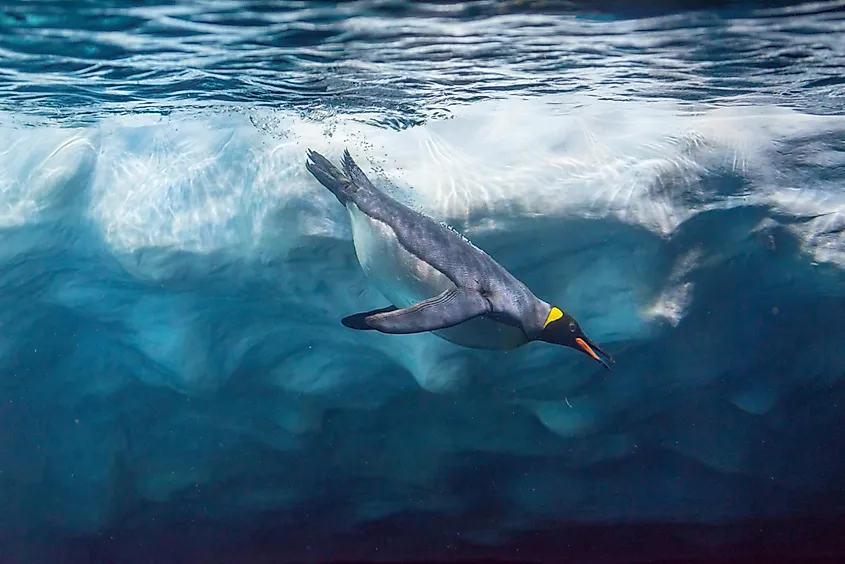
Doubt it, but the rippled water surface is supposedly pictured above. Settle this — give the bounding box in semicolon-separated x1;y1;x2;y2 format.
1;0;844;127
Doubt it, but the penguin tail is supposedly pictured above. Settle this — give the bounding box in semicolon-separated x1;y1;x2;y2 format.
305;149;358;205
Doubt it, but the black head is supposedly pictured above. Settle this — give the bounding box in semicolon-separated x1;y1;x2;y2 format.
538;307;614;370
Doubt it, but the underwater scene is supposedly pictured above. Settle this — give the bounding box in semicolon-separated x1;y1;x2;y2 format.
0;1;844;563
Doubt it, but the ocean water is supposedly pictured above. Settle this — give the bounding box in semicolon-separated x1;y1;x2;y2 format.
1;1;844;563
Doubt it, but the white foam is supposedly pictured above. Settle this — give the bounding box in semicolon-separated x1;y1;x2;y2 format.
0;96;838;268
0;128;98;228
2;97;811;265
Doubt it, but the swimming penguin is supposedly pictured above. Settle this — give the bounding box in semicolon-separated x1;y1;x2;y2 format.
305;148;614;370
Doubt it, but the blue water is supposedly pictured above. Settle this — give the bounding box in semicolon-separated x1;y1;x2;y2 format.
1;1;844;563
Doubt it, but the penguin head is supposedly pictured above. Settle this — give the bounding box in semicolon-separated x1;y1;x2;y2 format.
538;307;614;371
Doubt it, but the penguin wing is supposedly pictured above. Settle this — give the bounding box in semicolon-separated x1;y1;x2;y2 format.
342;288;491;335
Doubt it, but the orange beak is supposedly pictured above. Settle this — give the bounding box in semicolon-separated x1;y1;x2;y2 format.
575;337;613;371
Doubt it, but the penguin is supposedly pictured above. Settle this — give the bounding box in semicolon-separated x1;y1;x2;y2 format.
304;148;614;370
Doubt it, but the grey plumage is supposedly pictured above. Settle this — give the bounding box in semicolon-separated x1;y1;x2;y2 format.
304;148;553;350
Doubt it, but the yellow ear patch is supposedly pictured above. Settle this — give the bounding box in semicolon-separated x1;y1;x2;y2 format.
543;306;563;328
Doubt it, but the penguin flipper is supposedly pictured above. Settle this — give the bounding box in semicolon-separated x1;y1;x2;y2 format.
351;288;491;335
341;305;398;330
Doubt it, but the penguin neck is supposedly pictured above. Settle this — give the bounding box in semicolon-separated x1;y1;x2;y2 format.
528;300;555;339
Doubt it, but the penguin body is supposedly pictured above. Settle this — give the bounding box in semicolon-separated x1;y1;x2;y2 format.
346;191;533;350
304;149;613;368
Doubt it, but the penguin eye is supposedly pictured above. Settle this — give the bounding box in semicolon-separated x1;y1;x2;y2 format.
569;322;576;332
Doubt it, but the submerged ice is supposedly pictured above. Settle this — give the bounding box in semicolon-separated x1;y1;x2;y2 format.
1;97;844;559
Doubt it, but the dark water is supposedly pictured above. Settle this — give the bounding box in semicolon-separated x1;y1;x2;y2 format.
0;1;844;563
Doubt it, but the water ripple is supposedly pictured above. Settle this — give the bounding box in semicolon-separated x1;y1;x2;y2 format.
0;0;843;127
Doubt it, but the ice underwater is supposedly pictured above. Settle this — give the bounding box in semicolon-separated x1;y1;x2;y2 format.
1;97;844;562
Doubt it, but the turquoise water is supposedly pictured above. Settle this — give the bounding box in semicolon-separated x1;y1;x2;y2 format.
0;1;844;563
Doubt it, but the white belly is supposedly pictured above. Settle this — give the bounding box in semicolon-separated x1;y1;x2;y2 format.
346;203;527;350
